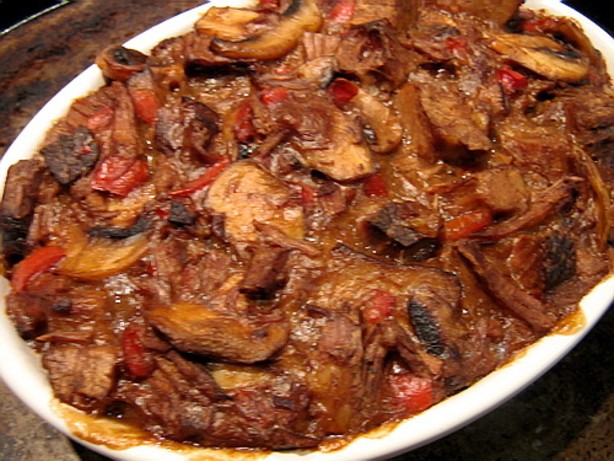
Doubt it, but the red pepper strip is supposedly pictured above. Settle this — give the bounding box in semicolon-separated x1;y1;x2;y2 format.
169;157;231;197
363;289;396;324
496;67;528;93
363;172;388;197
11;246;66;293
121;324;154;380
389;374;434;414
260;87;290;106
129;88;160;124
234;101;257;143
91;156;149;197
327;78;359;108
444;208;492;241
328;0;356;23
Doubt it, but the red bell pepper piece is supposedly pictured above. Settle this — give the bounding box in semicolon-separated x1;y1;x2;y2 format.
260;87;290;106
129;88;160;124
496;67;528;93
169;157;231;197
327;78;359;108
92;156;149;197
121;323;154;380
363;289;396;324
11;246;66;293
234;101;257;143
444;208;492;241
363;173;388;197
328;0;356;23
389;374;434;414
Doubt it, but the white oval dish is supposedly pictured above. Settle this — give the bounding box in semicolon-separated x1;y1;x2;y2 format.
0;0;612;460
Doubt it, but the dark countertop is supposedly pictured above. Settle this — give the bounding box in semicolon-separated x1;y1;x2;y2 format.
0;1;612;460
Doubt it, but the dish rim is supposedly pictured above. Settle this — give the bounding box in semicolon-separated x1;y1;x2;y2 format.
0;0;612;460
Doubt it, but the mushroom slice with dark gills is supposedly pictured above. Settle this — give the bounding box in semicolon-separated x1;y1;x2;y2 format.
210;0;323;61
489;33;589;83
146;303;290;364
96;45;148;82
205;161;304;248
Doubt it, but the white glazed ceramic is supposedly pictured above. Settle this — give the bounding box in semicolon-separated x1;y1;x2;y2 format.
0;0;612;460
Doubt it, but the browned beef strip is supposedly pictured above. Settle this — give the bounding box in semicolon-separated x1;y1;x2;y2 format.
41;126;99;185
458;241;556;332
116;351;221;441
240;245;291;299
474;177;576;239
419;80;492;152
336;20;416;88
155;98;220;161
209;381;316;449
5;292;47;339
0;159;45;264
42;345;118;411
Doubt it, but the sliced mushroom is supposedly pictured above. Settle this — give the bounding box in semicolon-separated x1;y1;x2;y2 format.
59;233;148;281
205;161;304;245
489;33;589;83
210;0;323;60
146;303;289;363
196;7;261;41
96;45;148;82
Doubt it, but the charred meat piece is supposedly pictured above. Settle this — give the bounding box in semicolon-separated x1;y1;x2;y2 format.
41;126;99;185
0;159;45;264
543;234;576;291
240;245;291;299
146;303;290;363
365;202;440;262
155;98;220;161
42;345;118;411
96;45;148;81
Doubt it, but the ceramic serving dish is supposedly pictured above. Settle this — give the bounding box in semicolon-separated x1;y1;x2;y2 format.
0;0;612;459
